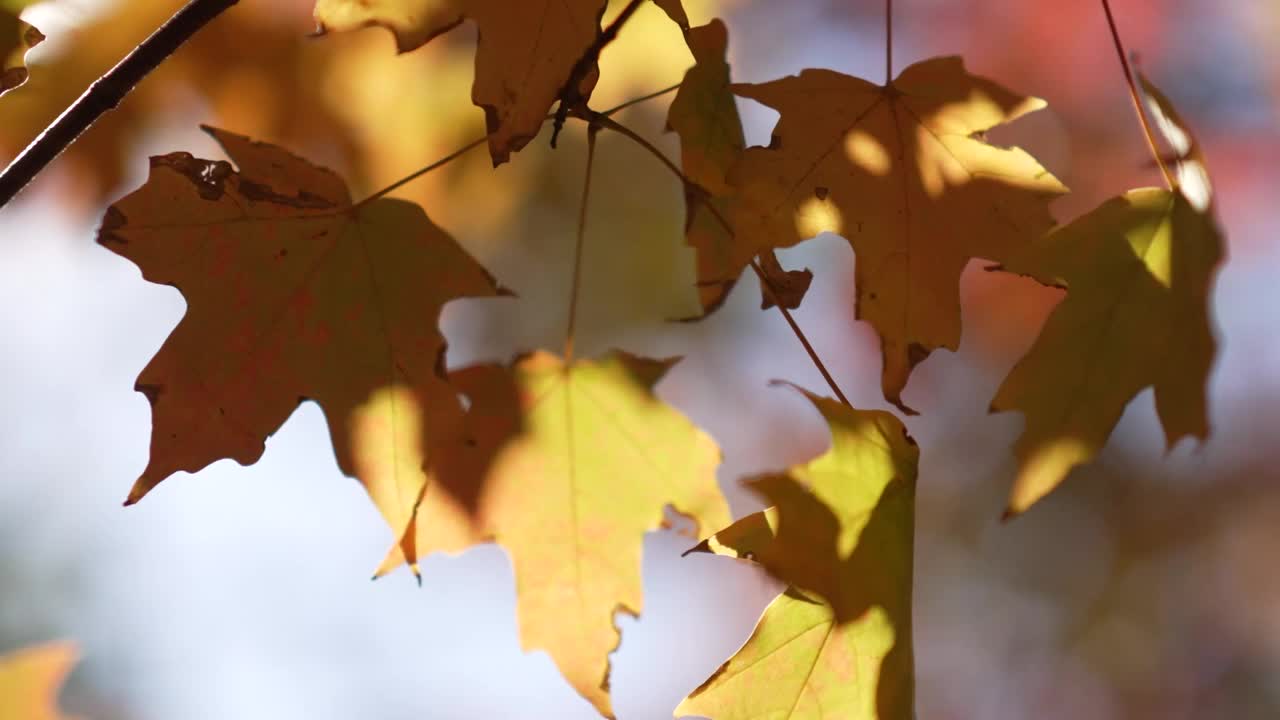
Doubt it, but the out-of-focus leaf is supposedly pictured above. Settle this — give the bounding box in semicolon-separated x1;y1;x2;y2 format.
728;57;1067;411
313;0;608;165
992;75;1223;515
0;1;40;96
0;642;78;720
679;390;916;719
98;127;504;566
388;350;729;718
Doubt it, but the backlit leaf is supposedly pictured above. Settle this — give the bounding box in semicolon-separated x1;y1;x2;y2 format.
679;389;916;719
991;76;1223;515
729;57;1067;411
312;0;609;165
98;126;504;567
389;350;730;718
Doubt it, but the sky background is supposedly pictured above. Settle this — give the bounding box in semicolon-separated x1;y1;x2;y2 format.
1;0;1278;718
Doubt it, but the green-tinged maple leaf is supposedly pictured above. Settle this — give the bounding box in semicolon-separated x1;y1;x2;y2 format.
384;350;729;718
0;642;78;720
992;76;1223;516
0;1;41;95
679;389;916;719
98;126;505;568
677;590;908;720
312;0;609;165
666;19;810;315
728;57;1067;412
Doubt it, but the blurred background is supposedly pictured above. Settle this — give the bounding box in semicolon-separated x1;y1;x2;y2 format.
0;0;1277;717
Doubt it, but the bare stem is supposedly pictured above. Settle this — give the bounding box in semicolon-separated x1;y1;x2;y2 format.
0;0;239;209
1100;0;1174;188
602;83;680;117
551;0;646;147
351;84;679;208
565;126;600;363
353;136;488;210
885;0;893;85
591;113;853;408
749;259;852;408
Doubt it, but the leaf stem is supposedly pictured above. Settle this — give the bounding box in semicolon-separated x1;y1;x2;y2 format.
0;0;239;209
749;259;853;408
551;0;646;147
350;84;680;209
590;113;853;408
1099;0;1174;188
885;0;893;85
602;83;680;117
352;135;488;210
565;125;600;364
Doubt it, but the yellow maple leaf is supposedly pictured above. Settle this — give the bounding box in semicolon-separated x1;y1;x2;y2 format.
0;642;78;720
389;350;730;718
991;74;1224;516
98;126;504;565
728;57;1067;411
679;389;916;719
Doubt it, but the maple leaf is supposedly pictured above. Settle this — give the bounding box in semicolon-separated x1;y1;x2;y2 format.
98;126;505;564
666;19;811;315
0;642;78;720
727;57;1067;411
991;75;1223;516
312;0;610;165
0;2;41;96
386;350;730;718
679;389;916;719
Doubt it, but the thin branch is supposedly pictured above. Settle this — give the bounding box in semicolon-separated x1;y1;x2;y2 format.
565;125;600;364
885;0;893;85
0;0;239;209
590;112;853;408
551;0;646;147
1100;0;1174;188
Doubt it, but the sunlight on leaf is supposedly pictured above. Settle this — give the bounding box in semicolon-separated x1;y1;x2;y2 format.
729;57;1068;412
993;75;1223;514
388;350;729;717
679;388;916;719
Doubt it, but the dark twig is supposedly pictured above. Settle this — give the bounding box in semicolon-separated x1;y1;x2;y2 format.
0;0;239;209
550;0;646;148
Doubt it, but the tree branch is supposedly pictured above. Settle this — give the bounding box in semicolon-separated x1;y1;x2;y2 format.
0;0;239;209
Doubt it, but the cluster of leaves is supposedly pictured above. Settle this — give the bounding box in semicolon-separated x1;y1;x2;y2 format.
2;0;1225;717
